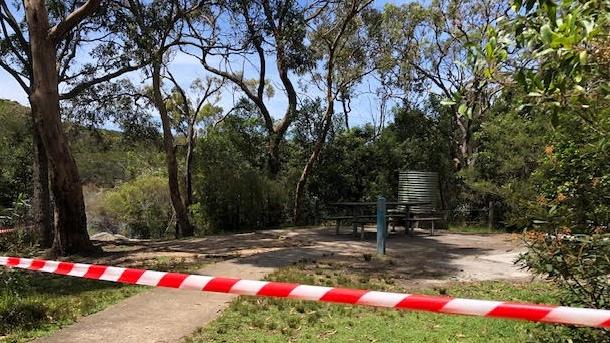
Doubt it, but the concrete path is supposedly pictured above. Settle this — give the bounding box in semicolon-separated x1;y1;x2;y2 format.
36;248;324;343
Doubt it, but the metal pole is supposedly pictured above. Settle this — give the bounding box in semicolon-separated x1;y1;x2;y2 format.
376;196;386;255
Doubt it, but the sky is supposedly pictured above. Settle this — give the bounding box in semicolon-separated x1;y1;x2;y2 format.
0;0;411;128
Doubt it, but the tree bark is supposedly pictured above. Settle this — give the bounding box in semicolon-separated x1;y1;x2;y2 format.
488;199;495;229
151;59;193;237
453;113;474;170
25;0;96;256
30;120;53;248
293;55;335;223
267;134;282;177
293;107;333;225
184;115;196;208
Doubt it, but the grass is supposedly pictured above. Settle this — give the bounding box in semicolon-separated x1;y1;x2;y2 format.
0;271;143;342
188;264;559;343
0;255;207;342
448;225;506;234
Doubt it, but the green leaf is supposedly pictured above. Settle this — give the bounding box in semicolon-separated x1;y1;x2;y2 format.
485;43;493;58
579;51;587;65
540;24;553;44
458;103;468;117
516;70;527;86
440;99;457;106
513;0;522;11
536;48;555;57
580;20;594;36
547;3;557;26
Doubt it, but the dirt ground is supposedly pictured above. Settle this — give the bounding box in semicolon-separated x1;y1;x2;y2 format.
91;225;530;287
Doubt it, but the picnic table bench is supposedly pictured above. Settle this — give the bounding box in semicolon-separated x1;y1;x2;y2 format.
324;201;433;239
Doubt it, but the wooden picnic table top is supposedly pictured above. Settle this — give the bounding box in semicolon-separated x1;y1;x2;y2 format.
328;201;431;207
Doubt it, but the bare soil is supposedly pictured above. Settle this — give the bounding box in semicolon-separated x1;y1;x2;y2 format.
91;226;529;288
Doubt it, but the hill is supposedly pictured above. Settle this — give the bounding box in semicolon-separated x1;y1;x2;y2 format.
0;99;164;209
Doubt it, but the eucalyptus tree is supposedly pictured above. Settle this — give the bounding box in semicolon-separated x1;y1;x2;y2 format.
183;0;317;177
0;0;146;255
164;75;224;209
121;0;211;237
372;0;511;169
292;0;374;224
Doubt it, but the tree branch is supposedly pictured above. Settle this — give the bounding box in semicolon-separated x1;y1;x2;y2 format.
49;0;101;44
0;58;29;94
59;63;140;100
0;1;28;51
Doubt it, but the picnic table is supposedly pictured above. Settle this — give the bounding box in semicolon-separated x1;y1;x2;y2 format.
325;201;431;239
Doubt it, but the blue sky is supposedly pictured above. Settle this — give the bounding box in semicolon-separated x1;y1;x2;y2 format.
0;0;410;128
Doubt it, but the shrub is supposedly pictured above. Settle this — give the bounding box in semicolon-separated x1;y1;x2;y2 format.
195;164;287;232
101;175;173;238
0;195;38;254
520;231;610;342
0;230;38;256
193;116;288;232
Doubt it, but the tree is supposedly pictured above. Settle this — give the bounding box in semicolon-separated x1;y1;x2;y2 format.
25;0;103;255
292;0;374;223
490;0;610;340
165;75;224;208
183;0;315;177
1;0;152;254
372;0;510;169
123;0;207;237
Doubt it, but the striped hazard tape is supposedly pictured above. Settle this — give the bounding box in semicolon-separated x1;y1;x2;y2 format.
1;256;610;328
0;227;17;234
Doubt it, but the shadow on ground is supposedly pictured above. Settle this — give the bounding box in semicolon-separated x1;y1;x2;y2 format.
89;226;525;285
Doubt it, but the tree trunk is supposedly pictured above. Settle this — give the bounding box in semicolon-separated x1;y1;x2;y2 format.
151;60;193;237
25;0;96;256
293;107;334;225
184;116;196;209
267;134;282;177
293;49;338;224
30;121;53;248
454;114;474;169
488;199;495;229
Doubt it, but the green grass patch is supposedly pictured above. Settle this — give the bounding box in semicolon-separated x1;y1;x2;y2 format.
0;255;207;342
448;225;506;234
188;265;558;342
0;271;143;342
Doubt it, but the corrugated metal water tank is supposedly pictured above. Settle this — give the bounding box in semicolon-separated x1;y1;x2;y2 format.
398;171;441;212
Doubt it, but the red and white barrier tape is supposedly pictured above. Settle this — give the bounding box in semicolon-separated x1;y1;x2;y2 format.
0;227;17;234
1;256;609;328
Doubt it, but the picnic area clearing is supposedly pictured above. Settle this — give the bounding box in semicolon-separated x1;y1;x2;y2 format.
2;226;531;342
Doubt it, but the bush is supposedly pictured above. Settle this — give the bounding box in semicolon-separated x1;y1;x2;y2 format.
193;114;288;232
0;230;38;256
0;195;38;254
194;163;287;232
0;269;40;334
0;100;32;209
520;231;610;342
101;175;173;238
